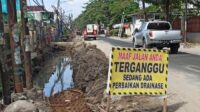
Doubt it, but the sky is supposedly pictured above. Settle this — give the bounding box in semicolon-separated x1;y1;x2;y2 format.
1;0;144;18
28;0;89;19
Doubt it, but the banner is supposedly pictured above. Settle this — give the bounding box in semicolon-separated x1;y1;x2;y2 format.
107;48;169;96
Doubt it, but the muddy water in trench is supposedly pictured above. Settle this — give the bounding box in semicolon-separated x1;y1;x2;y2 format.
34;58;74;97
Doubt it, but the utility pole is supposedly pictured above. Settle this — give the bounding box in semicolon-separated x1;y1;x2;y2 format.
7;0;23;93
118;12;124;37
20;0;33;89
0;0;11;104
165;0;170;21
184;0;188;45
142;0;147;21
60;9;64;37
57;0;61;39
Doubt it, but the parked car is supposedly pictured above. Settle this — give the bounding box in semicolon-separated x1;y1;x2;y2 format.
132;20;182;54
83;24;98;40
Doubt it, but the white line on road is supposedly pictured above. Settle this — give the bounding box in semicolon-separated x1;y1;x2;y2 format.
185;65;200;73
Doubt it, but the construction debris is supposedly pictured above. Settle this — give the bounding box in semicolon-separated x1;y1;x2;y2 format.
4;100;37;112
49;89;91;112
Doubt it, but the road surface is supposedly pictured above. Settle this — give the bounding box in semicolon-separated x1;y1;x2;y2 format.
85;36;200;112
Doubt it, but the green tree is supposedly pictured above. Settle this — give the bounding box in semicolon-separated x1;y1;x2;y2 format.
74;0;139;31
135;0;184;21
189;0;200;7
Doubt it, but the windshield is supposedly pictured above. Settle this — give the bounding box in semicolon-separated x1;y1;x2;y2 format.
87;24;94;32
147;22;171;30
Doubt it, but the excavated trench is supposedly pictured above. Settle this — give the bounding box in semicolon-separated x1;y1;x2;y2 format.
32;41;109;112
43;58;73;97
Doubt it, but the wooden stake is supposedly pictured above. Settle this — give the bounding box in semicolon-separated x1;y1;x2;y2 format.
106;95;111;112
7;0;23;93
20;0;33;90
163;98;167;112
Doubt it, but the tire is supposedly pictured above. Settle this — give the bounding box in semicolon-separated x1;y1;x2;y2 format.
84;37;88;41
132;37;139;48
94;37;97;40
170;44;179;54
142;39;150;49
157;47;163;50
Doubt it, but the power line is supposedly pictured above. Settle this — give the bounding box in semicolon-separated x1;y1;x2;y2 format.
41;0;44;6
33;0;41;6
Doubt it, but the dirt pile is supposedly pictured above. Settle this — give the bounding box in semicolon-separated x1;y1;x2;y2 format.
109;96;162;112
49;89;91;112
71;41;108;102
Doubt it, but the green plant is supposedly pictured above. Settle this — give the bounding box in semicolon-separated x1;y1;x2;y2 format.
109;29;119;36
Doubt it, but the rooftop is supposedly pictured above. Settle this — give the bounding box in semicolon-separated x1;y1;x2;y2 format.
27;6;45;12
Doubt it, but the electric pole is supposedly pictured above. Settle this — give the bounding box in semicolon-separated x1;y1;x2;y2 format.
0;0;11;104
118;12;124;37
184;0;188;45
165;0;170;21
7;0;23;93
20;0;33;89
142;0;147;21
57;0;61;39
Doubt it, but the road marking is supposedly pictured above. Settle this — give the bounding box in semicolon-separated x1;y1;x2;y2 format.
185;65;200;73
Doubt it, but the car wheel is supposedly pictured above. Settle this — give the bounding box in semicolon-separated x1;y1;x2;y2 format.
142;39;149;49
157;47;163;50
132;37;139;48
170;44;179;54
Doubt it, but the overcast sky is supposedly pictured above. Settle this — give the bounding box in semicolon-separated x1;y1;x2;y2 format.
27;0;89;19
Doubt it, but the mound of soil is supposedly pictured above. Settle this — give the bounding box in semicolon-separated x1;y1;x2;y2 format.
71;41;108;101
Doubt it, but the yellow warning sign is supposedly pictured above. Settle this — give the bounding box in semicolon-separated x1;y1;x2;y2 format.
107;48;169;96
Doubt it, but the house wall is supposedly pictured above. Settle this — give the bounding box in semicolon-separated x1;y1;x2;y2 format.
28;11;43;21
187;33;200;43
125;24;134;36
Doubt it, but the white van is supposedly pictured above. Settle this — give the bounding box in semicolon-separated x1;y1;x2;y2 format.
83;24;98;40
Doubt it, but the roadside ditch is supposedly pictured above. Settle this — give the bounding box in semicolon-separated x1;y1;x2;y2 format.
2;38;164;112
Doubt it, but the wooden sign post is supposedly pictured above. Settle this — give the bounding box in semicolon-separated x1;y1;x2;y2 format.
163;98;167;112
106;95;111;112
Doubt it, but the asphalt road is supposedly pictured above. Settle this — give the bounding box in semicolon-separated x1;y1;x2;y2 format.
88;36;200;77
85;36;200;112
170;53;200;76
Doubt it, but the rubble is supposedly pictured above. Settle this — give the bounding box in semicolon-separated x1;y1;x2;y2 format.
4;100;37;112
8;88;50;112
11;88;42;102
49;89;90;112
